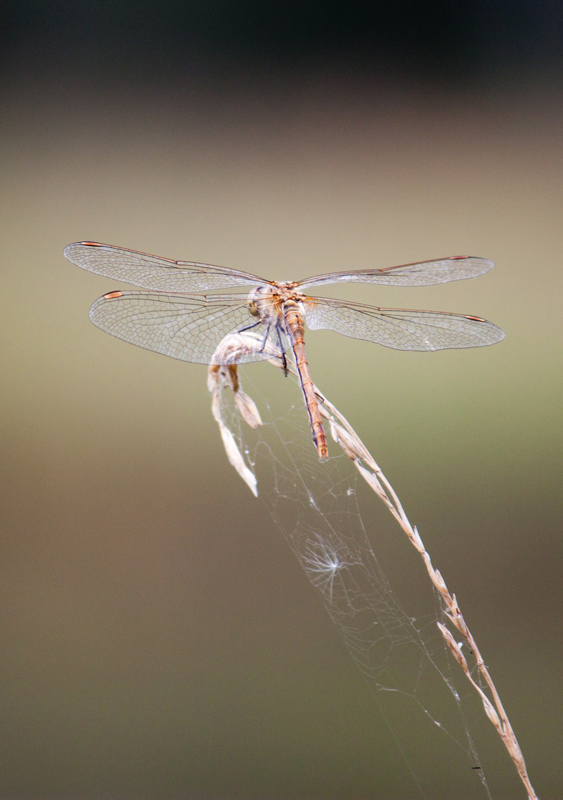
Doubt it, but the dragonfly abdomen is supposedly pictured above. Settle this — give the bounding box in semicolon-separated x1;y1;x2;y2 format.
283;299;328;461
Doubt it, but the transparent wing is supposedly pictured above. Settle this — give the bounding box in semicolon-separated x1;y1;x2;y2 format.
89;291;285;365
304;298;505;351
64;242;269;292
297;256;494;289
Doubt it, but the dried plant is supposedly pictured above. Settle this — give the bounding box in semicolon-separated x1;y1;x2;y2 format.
208;333;538;800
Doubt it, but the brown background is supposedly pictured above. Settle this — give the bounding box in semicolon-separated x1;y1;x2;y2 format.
2;4;562;798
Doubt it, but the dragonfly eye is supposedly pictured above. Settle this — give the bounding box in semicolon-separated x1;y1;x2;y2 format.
247;299;260;317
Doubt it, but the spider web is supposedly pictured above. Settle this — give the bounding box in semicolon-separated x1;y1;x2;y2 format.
208;355;519;799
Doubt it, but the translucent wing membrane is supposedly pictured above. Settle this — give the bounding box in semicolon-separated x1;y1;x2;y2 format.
68;242;503;360
304;298;505;351
90;291;285;365
297;257;494;289
64;242;268;292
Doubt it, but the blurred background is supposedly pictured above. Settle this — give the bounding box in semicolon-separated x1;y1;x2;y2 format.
2;1;562;798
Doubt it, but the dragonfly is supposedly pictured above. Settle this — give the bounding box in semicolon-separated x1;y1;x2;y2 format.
65;241;504;461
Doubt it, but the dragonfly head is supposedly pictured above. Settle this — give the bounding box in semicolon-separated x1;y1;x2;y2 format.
247;284;277;318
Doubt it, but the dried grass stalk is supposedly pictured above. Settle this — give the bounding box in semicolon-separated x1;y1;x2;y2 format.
208;336;538;800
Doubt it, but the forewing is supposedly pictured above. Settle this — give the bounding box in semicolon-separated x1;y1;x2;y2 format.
304;298;505;351
65;242;268;292
297;256;494;289
89;291;282;365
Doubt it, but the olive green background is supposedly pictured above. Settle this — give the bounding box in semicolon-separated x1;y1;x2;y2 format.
2;8;563;798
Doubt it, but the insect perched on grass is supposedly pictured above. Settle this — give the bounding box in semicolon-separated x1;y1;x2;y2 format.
65;242;504;460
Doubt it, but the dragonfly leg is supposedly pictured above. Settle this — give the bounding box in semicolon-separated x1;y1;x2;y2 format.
274;325;289;375
238;319;263;335
238;319;276;359
237;319;287;372
237;318;272;354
